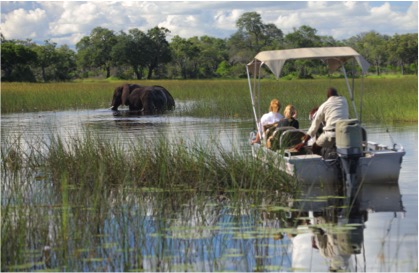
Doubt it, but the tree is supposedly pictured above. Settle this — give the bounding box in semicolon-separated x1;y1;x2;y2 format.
170;35;200;79
228;12;283;73
32;40;59;82
76;27;117;78
54;45;77;81
235;12;283;53
284;26;322;78
284;25;321;48
1;40;37;81
112;29;150;79
353;31;389;75
387;33;418;74
189;36;228;78
145;27;172;79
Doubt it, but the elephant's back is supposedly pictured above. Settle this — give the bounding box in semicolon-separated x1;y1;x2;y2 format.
153;85;175;107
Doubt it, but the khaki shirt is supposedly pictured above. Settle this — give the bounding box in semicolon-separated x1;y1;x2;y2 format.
307;96;349;138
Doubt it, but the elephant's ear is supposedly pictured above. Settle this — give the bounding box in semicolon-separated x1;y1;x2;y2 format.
122;84;130;105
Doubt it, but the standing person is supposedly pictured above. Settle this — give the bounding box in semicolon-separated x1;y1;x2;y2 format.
294;87;349;154
252;99;283;144
278;104;299;129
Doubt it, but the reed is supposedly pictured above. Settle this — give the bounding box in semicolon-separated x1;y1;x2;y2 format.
1;130;296;207
1;77;417;122
1;130;297;270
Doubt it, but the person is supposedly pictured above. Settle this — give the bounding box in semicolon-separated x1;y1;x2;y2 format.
294;87;349;154
252;99;283;144
278;104;299;129
307;106;322;146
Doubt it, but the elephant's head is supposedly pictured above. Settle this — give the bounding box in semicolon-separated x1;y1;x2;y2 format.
111;84;141;111
111;86;123;111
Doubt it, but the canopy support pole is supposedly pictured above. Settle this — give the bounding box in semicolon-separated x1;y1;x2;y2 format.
246;63;260;132
342;65;358;120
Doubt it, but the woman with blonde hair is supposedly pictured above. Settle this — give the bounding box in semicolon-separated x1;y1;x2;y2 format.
252;99;283;144
278;104;299;129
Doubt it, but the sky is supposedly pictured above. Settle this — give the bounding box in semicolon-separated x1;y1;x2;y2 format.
1;1;418;49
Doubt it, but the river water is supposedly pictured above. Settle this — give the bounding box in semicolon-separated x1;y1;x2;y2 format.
1;108;417;272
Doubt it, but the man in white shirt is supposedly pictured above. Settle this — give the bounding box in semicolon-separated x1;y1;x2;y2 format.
295;87;349;154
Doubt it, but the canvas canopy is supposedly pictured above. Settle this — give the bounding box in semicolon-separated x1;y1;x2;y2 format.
247;47;370;78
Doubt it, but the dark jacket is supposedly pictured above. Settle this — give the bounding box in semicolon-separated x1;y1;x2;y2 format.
278;118;299;129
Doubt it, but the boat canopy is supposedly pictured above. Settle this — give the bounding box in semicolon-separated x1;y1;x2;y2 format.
247;47;370;79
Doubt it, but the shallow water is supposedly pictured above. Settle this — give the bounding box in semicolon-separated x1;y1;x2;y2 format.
1;108;417;272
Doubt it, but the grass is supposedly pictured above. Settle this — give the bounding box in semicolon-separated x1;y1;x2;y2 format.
1;130;295;192
1;130;298;271
1;77;417;122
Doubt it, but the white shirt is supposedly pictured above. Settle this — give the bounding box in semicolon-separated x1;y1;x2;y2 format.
261;111;283;126
307;96;349;138
259;111;283;138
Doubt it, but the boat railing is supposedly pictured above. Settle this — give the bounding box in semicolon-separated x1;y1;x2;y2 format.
265;126;307;153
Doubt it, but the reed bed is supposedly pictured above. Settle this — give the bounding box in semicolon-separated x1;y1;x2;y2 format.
1;77;417;122
1;131;298;270
39;132;294;192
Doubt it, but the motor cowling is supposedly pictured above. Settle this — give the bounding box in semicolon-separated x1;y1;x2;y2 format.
336;119;363;158
336;119;363;201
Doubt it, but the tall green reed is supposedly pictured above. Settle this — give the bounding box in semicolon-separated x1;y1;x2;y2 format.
2;78;417;122
1;130;297;270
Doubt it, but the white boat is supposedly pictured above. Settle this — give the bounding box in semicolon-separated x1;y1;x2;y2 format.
247;47;405;196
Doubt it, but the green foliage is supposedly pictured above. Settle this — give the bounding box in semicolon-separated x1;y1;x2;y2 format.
1;41;37;81
215;60;231;77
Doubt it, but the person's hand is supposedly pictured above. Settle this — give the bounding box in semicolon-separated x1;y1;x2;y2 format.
294;142;305;151
294;134;310;151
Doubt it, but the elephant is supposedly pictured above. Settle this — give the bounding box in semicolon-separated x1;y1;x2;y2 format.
111;84;175;115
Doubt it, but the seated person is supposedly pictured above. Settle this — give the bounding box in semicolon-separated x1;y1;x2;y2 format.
278;104;299;129
294;87;349;155
252;99;283;144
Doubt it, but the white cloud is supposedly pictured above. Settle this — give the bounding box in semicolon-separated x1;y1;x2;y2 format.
0;1;417;48
1;8;49;40
214;9;243;30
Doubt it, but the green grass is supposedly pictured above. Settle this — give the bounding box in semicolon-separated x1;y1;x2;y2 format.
1;130;296;194
1;131;298;270
1;77;417;122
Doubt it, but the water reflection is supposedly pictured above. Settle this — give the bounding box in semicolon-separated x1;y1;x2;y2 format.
1;177;406;271
289;182;404;272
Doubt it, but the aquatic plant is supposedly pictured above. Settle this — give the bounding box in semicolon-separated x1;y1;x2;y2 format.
1;78;417;122
1;130;299;270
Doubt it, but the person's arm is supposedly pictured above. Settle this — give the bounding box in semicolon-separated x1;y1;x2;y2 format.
294;134;311;151
252;132;261;144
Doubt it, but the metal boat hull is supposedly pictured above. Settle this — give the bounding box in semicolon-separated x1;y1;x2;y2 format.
252;143;405;185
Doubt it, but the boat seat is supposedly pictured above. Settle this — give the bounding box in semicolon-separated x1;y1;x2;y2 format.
266;126;303;151
280;129;307;149
263;122;280;140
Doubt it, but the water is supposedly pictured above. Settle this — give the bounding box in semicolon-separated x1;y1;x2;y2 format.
1;109;417;272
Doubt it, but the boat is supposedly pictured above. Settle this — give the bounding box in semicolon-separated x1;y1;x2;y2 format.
247;47;405;197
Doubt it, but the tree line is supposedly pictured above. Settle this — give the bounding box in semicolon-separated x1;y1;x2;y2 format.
1;12;417;82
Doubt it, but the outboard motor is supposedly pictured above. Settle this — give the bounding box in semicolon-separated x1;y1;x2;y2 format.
336;119;363;201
